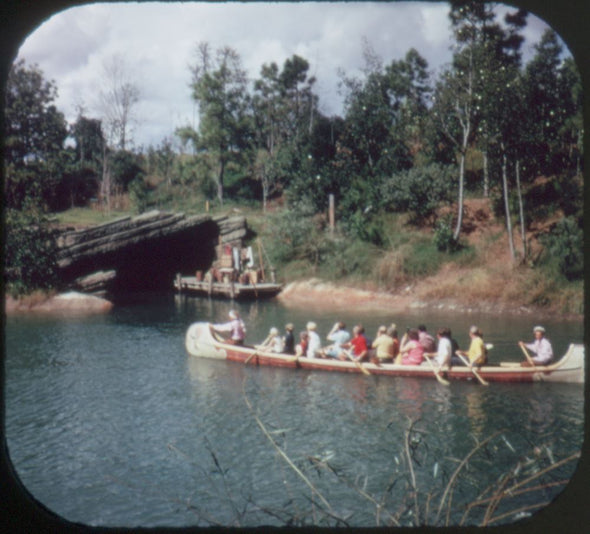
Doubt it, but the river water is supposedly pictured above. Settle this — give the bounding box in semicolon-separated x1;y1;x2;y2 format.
4;292;584;527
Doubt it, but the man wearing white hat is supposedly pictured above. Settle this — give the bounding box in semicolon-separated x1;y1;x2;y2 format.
212;309;246;345
518;326;554;366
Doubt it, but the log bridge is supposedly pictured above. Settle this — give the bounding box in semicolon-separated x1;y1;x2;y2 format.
56;210;250;295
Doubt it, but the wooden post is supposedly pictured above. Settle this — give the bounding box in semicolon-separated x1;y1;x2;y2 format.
329;193;335;235
257;238;265;281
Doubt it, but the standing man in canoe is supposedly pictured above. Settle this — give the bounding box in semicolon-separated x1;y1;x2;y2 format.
519;326;554;366
212;309;246;345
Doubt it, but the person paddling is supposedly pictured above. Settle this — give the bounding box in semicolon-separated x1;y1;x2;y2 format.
424;327;453;370
454;325;487;367
212;309;246;345
519;326;553;366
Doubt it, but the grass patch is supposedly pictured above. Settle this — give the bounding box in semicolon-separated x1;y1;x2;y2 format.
52;207;133;227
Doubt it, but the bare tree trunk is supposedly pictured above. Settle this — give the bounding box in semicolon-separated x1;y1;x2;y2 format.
515;159;526;261
482;149;489;198
453;150;466;241
101;141;111;215
501;148;515;262
217;158;225;206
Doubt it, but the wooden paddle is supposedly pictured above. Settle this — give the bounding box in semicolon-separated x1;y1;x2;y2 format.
424;355;450;386
456;353;489;386
519;343;536;367
343;349;371;376
245;335;271;365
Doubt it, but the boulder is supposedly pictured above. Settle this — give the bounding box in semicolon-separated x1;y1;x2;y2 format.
6;291;113;314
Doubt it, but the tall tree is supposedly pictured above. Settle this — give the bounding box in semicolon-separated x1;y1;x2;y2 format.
431;0;509;241
190;42;251;205
98;54;140;150
4;59;68;210
522;29;566;176
252;55;319;210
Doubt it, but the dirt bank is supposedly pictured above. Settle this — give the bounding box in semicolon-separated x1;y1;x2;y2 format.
277;278;582;320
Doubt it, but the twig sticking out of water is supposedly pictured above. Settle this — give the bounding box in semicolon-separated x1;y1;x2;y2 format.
242;384;333;514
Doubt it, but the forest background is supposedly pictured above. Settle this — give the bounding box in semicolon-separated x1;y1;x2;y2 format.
3;1;584;316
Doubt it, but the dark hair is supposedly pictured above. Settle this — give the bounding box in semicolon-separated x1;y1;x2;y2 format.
408;328;420;341
418;325;427;332
437;327;451;338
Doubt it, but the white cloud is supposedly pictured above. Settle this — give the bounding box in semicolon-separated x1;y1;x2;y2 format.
15;1;553;149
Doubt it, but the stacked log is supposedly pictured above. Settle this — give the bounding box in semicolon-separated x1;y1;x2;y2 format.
55;210;249;294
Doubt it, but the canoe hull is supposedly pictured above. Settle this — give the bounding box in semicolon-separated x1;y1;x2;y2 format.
185;323;584;384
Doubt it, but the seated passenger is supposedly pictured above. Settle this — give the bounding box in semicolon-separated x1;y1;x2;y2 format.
283;323;296;355
295;331;308;357
339;325;368;362
306;322;321;358
454;325;487;367
418;324;436;353
518;326;553;366
400;328;425;365
425;327;453;369
371;325;395;364
321;321;351;358
259;327;284;353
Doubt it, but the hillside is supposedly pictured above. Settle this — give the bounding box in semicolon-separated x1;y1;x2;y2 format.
275;198;583;320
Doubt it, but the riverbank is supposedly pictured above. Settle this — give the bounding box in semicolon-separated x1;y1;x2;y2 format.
277;278;584;321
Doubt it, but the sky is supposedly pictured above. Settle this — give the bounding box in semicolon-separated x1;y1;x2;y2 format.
15;1;558;150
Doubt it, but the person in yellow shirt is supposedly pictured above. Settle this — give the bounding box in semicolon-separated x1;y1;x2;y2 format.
454;325;487;367
370;325;395;364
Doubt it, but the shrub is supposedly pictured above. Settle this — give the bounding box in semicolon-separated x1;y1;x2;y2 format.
539;216;583;281
380;163;455;224
5;208;59;295
128;176;149;214
433;215;460;253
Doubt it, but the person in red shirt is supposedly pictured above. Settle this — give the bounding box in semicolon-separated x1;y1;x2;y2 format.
339;325;368;362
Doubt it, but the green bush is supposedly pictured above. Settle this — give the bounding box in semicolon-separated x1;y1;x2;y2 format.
5;209;59;295
433;215;460;253
128;176;149;214
380;163;455;224
403;240;444;278
539;216;583;281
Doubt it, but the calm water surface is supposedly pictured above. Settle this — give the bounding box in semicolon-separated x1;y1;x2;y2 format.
4;293;584;527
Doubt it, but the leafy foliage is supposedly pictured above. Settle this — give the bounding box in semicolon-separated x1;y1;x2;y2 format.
380;164;455;224
4;209;60;295
539;217;583;281
433;215;460;253
4;59;68;210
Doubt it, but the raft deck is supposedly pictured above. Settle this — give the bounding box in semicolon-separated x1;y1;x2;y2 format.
174;275;282;300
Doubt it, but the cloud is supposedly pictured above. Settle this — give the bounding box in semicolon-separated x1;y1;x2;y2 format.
15;2;553;149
